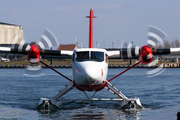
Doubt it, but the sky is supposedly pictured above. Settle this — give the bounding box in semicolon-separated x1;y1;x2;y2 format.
0;0;180;48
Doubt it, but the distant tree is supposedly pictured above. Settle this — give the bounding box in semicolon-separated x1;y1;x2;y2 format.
13;57;18;61
171;41;175;48
174;39;180;47
157;45;163;48
20;55;28;61
164;40;171;48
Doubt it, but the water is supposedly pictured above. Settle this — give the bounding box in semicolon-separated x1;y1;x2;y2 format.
0;68;179;119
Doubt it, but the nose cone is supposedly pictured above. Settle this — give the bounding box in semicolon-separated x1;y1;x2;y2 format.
83;66;100;84
74;61;106;85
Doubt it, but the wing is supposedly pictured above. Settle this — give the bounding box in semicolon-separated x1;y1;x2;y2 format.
0;44;73;64
106;47;180;63
106;47;140;59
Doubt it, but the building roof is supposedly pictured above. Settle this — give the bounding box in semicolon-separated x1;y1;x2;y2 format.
0;22;20;26
57;44;78;51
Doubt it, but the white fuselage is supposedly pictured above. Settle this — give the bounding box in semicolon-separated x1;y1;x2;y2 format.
72;48;108;91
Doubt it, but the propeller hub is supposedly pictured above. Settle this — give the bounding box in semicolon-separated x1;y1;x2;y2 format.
140;45;153;64
28;45;41;63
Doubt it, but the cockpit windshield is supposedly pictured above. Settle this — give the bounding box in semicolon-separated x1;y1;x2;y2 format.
76;51;104;62
76;51;89;61
91;51;104;61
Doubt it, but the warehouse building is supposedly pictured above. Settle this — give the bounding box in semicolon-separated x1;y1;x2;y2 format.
0;22;24;61
0;22;23;45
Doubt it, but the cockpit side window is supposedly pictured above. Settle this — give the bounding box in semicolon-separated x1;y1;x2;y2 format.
106;54;108;63
72;53;75;62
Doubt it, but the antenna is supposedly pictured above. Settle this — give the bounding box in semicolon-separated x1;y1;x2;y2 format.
75;36;77;44
75;36;78;46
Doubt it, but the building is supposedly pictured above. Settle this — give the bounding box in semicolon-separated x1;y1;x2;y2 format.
0;22;23;44
0;22;24;61
57;44;78;51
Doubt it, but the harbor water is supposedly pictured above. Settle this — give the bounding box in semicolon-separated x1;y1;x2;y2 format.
0;68;180;119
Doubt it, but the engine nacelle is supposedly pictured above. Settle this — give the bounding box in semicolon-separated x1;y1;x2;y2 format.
28;45;41;63
140;45;153;64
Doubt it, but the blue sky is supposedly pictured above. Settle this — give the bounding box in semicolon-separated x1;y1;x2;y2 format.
0;0;180;48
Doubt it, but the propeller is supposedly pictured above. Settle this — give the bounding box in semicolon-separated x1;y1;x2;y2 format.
140;45;153;64
145;25;168;77
147;25;167;49
18;29;59;77
28;45;41;63
37;29;59;50
116;25;168;77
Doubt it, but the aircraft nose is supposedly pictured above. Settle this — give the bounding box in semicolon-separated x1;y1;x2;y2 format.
83;67;101;84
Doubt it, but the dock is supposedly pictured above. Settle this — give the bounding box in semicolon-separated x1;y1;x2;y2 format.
0;63;179;68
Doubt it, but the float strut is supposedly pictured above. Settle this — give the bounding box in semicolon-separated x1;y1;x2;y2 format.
40;61;72;82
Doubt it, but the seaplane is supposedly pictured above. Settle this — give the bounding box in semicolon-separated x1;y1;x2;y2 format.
0;9;180;111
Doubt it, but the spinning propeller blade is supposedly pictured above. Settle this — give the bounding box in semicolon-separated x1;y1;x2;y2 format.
146;25;168;77
24;30;56;77
21;29;60;77
38;29;59;50
107;25;178;79
147;25;168;48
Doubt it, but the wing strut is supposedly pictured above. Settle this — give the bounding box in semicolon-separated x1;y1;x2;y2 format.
40;61;72;82
108;61;141;82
